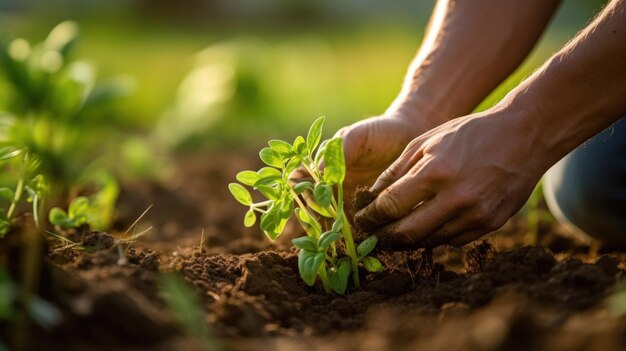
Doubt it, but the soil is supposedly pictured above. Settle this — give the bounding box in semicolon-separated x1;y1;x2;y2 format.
4;152;626;351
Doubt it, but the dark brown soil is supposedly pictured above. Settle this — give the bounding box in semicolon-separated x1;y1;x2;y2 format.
5;152;626;351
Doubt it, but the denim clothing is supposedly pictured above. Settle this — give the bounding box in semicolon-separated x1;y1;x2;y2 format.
544;117;626;245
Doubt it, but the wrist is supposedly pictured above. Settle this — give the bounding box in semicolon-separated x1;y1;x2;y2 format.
488;89;559;174
386;93;449;131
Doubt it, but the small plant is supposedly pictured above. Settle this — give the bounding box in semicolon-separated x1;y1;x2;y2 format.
48;196;89;229
229;116;381;294
0;147;47;237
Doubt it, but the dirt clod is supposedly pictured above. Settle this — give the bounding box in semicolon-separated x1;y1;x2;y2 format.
82;231;116;251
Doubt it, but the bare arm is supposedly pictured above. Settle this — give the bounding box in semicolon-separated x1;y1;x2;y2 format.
337;0;560;200
393;0;561;125
511;0;626;170
355;0;626;248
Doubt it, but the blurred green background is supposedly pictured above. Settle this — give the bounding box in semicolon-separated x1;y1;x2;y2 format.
0;0;608;149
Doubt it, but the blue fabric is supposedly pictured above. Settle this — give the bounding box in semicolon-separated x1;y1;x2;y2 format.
544;116;626;245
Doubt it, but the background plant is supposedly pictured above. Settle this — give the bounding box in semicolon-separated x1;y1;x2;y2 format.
0;147;47;238
0;21;133;230
229;117;382;294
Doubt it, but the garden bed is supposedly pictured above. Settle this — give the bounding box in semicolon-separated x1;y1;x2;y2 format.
19;153;626;350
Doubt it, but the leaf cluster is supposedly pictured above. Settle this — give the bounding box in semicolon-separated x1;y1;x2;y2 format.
229;117;381;294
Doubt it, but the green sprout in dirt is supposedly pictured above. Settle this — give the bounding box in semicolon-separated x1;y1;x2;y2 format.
229;116;382;294
48;196;89;229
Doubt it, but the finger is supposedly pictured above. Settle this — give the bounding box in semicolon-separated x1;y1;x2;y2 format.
369;148;423;194
375;195;456;249
354;160;433;230
448;230;488;247
419;212;479;248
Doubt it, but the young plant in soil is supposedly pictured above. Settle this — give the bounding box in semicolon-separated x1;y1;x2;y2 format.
229;116;382;294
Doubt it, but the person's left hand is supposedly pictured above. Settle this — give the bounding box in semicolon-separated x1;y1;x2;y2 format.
354;108;547;248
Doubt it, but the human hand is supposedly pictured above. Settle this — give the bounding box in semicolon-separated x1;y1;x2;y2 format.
336;110;438;207
354;108;546;248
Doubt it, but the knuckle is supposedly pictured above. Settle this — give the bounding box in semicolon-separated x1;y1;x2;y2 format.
406;138;422;150
375;192;404;218
379;166;399;182
424;160;454;182
450;190;477;211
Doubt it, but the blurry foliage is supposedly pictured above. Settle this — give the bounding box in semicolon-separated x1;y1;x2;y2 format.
155;37;342;150
0;148;47;237
158;273;219;351
0;265;62;343
0;21;137;230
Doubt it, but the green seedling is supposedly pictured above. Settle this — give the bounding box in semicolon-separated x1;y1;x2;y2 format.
229;116;382;294
48;196;89;229
48;204;152;258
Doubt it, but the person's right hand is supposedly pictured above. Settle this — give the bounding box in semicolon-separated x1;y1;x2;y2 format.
336;110;439;206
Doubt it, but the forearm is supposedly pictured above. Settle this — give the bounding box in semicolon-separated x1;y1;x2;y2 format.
501;0;626;170
393;0;560;126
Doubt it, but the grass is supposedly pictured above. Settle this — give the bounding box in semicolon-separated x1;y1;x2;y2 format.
1;14;583;144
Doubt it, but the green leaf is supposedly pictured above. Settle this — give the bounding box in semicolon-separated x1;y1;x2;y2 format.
362;256;384;273
0;188;14;201
228;183;252;206
318;231;341;251
322;138;346;185
313;182;332;208
48;208;70;227
284;156;302;175
255;167;282;187
308;199;334;218
260;206;279;239
292;136;307;156
0;147;22;161
259;147;283;168
295;207;310;224
293;181;313;195
294;209;320;238
268;139;293;155
256;184;279;200
357;236;378;257
236;171;260;186
328;259;351;294
44;21;79;59
306;116;325;154
257;167;282;179
292;236;318;251
68;197;89;219
260;202;288;240
331;213;344;232
244;209;256;227
315;139;330;165
298;250;325;286
280;199;294;220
